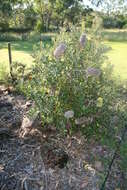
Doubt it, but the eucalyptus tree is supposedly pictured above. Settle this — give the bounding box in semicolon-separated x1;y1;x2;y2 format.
0;0;25;29
90;0;127;14
34;0;83;31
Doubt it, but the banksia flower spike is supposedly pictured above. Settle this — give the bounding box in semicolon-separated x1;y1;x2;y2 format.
54;43;66;59
64;110;74;119
86;67;101;77
64;110;74;135
79;33;86;47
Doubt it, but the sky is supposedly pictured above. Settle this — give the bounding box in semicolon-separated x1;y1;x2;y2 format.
82;0;100;10
83;0;127;13
83;0;94;8
83;0;92;6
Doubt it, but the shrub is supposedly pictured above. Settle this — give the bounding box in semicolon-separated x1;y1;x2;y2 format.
103;16;126;29
22;26;117;137
11;61;26;84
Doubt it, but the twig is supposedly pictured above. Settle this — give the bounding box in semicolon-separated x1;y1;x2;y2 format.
24;180;29;190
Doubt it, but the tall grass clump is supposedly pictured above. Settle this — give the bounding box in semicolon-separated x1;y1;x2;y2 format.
101;29;127;42
22;25;119;137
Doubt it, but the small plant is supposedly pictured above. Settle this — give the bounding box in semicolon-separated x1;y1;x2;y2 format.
0;64;9;84
11;61;26;84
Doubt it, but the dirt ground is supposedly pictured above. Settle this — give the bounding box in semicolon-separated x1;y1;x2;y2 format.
0;85;126;190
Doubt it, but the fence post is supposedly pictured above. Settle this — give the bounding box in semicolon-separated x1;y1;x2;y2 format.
8;42;13;79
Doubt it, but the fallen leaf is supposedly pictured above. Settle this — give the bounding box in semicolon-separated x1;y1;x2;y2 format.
0;164;4;171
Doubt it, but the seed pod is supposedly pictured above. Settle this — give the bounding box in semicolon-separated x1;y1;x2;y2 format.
54;43;66;59
86;67;101;77
64;110;74;119
79;33;86;47
75;116;93;125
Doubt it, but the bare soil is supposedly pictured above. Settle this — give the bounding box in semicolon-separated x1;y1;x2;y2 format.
0;86;125;190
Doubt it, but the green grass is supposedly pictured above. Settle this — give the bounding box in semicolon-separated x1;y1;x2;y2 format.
0;41;35;52
0;41;35;80
0;38;53;81
0;41;35;63
105;41;127;81
102;29;127;81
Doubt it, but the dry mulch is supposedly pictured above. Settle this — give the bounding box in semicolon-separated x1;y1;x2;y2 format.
0;85;125;190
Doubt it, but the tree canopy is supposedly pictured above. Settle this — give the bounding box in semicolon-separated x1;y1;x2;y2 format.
0;0;127;32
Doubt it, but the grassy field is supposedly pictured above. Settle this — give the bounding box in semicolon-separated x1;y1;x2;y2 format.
105;41;127;81
0;30;127;81
0;41;35;80
101;29;127;81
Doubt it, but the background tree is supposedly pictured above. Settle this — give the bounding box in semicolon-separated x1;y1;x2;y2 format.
90;0;127;14
34;0;83;32
0;0;127;32
0;0;14;29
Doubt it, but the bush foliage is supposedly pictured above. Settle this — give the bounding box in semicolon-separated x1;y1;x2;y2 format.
22;26;118;136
